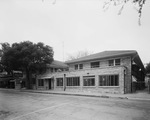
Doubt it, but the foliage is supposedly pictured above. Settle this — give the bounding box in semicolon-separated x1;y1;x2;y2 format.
145;62;150;74
0;41;54;88
0;43;11;74
67;50;93;61
103;0;146;25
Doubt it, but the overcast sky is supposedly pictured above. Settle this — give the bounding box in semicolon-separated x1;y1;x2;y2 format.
0;0;150;64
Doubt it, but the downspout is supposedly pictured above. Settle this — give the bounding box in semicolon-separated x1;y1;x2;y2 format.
124;67;127;94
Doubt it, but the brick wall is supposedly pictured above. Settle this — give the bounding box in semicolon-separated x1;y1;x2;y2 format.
36;56;132;94
54;66;125;94
122;56;132;93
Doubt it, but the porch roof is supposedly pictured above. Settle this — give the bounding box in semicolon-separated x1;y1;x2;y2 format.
38;73;54;79
48;60;68;68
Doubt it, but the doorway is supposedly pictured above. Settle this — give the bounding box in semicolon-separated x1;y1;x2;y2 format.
49;79;51;89
48;78;54;90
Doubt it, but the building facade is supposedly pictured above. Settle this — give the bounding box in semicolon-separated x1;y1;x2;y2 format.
36;50;145;94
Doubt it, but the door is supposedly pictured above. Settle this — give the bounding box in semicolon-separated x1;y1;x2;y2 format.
49;79;51;89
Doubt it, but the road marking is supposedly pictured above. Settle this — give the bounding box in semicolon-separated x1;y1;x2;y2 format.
11;102;71;120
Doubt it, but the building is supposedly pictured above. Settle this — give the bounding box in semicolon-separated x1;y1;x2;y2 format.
145;73;150;87
36;60;68;90
36;50;145;94
0;71;23;89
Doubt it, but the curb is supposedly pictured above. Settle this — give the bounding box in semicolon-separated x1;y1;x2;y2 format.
19;90;128;100
1;89;150;101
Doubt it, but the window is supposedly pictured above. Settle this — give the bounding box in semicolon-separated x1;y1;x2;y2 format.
115;59;120;66
83;76;95;86
74;64;83;70
56;78;63;86
108;60;114;66
108;59;121;66
38;79;44;86
66;77;80;86
75;65;78;70
91;62;100;68
79;64;83;69
99;75;119;86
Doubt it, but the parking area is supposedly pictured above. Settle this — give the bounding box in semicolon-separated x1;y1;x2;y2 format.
0;90;150;120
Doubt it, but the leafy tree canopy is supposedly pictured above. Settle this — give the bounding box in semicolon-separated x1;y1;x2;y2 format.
0;41;54;88
1;41;54;73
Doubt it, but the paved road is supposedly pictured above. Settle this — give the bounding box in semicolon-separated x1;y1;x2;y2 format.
0;90;150;120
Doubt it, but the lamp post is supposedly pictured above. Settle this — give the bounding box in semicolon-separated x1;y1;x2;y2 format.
64;74;66;91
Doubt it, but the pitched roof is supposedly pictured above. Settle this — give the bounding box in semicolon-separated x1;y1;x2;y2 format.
48;60;68;68
65;50;137;64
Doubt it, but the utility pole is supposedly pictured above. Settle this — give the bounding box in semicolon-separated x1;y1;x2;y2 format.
63;74;66;91
62;41;64;62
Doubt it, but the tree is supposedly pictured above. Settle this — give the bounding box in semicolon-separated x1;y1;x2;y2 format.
67;50;93;61
0;43;11;74
103;0;146;25
0;41;54;89
145;62;150;74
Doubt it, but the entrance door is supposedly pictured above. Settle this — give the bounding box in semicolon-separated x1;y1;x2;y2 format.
49;79;51;89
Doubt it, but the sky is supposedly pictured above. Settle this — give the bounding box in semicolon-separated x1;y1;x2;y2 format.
0;0;150;64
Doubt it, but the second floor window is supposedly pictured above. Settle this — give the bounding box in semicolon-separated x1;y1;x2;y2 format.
108;59;121;66
75;64;78;70
74;64;83;70
91;62;100;68
108;60;114;66
79;64;83;69
115;59;120;66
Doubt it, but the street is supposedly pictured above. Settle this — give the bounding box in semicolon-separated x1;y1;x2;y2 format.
0;90;150;120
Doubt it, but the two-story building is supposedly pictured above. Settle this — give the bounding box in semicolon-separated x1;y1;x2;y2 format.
36;50;145;94
36;60;68;90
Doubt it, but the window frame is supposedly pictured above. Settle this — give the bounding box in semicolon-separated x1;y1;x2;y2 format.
79;64;83;69
74;64;83;70
56;78;63;86
38;79;44;86
91;61;100;68
66;77;80;86
115;59;121;66
83;76;95;86
108;59;121;66
99;75;119;86
108;60;114;66
74;64;78;70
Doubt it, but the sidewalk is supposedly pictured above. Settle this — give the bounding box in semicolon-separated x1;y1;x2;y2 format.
1;88;150;101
